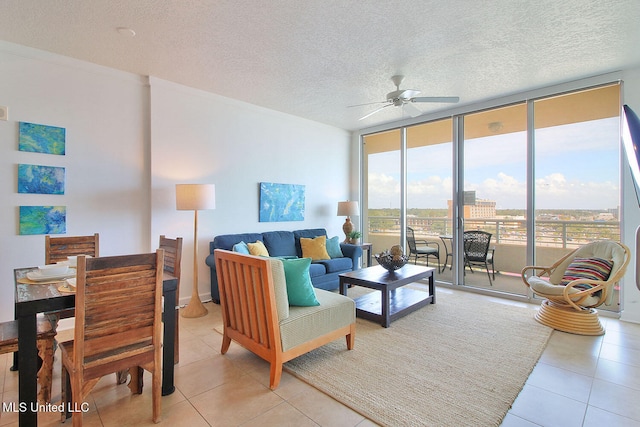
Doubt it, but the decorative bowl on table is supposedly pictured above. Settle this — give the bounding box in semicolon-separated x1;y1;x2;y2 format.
375;251;409;272
37;264;70;277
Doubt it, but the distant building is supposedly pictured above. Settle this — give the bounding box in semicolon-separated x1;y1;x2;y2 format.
447;197;496;218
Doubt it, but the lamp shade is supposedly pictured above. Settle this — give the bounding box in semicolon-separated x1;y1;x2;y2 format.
176;184;216;211
337;201;359;217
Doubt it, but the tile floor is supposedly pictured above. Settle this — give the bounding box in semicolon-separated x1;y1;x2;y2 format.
1;288;640;426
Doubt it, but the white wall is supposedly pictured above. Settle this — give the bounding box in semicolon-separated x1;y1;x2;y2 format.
148;77;352;303
0;42;353;321
0;42;150;321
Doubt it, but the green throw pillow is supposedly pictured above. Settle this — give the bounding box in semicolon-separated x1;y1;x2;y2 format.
280;257;319;306
326;236;344;258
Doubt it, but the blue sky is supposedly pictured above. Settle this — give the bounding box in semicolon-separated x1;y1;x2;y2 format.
368;117;620;210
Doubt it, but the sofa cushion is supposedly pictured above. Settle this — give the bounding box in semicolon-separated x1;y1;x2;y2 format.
262;231;297;257
232;241;250;254
316;257;353;273
279;289;355;352
248;240;270;257
300;235;330;261
326;236;344;258
308;263;326;278
281;257;319;306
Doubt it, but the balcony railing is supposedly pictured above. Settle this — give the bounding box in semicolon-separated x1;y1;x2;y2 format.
368;216;620;249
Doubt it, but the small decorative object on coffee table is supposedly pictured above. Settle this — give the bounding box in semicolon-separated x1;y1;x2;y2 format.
375;244;408;272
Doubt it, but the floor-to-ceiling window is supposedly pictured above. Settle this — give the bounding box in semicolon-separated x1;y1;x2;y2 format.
363;129;401;255
406;119;453;275
533;84;621;309
361;82;622;306
462;104;527;295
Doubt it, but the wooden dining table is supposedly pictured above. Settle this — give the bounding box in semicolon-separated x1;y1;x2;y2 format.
13;267;178;427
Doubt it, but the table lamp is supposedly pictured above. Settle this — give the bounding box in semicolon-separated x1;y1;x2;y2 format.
176;184;216;318
337;201;359;243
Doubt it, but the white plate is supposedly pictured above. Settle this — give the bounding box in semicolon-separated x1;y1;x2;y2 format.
26;269;75;282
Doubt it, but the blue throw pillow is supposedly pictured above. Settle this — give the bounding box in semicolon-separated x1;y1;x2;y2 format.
232;241;250;254
280;257;319;306
326;236;344;258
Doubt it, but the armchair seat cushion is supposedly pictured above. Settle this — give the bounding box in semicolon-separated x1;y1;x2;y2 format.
528;276;600;306
279;289;355;352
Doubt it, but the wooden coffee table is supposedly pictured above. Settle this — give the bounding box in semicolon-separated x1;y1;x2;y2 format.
339;264;435;327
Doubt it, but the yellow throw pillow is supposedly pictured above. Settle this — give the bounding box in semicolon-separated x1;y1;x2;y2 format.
247;240;269;257
300;235;330;261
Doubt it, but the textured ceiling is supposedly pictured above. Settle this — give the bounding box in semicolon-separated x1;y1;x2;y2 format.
1;0;639;131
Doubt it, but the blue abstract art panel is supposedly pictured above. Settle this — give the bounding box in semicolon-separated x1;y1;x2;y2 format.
259;182;305;222
18;164;65;194
18;122;66;155
19;206;66;235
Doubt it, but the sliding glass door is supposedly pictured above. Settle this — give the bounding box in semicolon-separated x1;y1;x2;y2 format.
362;82;621;306
462;104;527;295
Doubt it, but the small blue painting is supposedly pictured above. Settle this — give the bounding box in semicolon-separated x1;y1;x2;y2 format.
259;182;305;222
18;164;65;194
19;206;66;235
18;122;66;155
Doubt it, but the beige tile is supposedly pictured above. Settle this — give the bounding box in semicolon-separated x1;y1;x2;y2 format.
178;336;217;366
174;354;243;399
190;374;284;425
500;412;540;426
241;401;318;427
583;405;640;427
595;358;640;390
538;331;601;376
525;362;593;402
509;384;586;427
600;341;640;368
287;386;366;427
603;327;640;352
589;378;640;421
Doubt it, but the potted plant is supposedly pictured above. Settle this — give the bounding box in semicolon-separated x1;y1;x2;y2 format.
347;230;362;244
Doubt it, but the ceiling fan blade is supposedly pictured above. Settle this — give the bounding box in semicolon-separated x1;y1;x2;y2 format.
347;100;388;108
399;89;420;100
411;96;460;103
403;101;422;118
359;103;392;120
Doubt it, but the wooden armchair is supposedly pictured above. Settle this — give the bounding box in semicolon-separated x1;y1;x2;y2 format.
60;251;164;425
214;249;356;389
522;240;630;335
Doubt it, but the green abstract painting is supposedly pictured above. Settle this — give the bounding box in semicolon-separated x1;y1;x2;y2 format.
259;182;305;222
18;164;65;194
19;122;66;155
19;206;66;235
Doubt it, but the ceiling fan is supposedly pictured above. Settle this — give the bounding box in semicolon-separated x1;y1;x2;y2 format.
353;75;459;120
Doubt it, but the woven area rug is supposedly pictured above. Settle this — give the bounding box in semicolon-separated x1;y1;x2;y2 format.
283;289;551;427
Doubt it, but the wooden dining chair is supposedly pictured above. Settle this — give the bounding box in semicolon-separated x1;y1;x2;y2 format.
159;235;182;364
45;233;99;264
60;251;164;426
0;315;56;403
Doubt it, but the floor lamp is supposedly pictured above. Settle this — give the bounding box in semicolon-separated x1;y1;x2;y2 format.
176;183;216;318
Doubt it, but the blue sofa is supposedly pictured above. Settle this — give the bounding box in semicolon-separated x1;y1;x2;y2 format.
205;228;362;303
